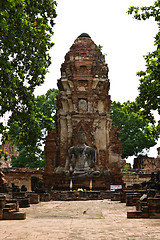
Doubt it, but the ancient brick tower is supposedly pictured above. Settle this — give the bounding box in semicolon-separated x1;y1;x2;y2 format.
44;33;123;190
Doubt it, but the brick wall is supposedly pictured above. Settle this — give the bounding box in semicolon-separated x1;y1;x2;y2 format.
0;142;19;168
122;173;151;187
2;168;43;192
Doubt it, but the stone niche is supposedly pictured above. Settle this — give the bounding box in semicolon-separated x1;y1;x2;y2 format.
44;33;123;190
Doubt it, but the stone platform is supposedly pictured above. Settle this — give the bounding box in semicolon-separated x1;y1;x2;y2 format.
43;172;124;191
50;190;102;201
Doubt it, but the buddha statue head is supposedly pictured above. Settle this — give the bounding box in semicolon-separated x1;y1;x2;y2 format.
76;127;87;145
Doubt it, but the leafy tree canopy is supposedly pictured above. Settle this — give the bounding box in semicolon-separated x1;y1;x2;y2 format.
128;0;160;130
110;101;159;158
35;88;58;119
10;88;58;168
11;148;45;169
0;0;57;147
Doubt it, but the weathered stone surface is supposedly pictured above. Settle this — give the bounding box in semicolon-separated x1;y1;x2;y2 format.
1;200;160;239
44;33;123;189
68;126;99;177
0;142;19;168
1;168;43;192
50;190;102;201
0;168;8;186
0;195;26;220
27;193;40;204
3;211;26;220
127;197;160;219
40;193;51;202
133;155;160;171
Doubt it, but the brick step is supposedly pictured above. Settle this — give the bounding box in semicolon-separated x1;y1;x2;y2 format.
17;198;30;208
127;211;142;218
27;193;40;204
127;211;149;218
5;203;17;210
3;211;26;220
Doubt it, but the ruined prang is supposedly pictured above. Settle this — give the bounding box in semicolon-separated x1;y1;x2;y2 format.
44;33;123;190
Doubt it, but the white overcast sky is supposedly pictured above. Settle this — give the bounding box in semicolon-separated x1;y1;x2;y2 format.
36;0;159;160
35;0;159;159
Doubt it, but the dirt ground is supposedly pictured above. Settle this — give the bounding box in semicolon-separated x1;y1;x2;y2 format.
0;199;160;240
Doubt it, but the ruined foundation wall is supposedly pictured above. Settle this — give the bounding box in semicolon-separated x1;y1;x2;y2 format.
2;168;153;190
122;173;151;187
2;168;43;192
133;155;160;170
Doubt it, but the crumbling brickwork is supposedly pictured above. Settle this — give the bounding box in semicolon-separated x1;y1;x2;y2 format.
2;168;43;192
0;142;18;168
44;33;123;189
133;154;160;171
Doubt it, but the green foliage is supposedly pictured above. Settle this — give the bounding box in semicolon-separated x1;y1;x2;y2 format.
128;1;160;21
97;45;103;52
0;150;8;162
0;0;57;146
11;149;45;169
110;101;159;158
96;45;107;61
35;88;59;119
9;88;58;168
128;1;160;129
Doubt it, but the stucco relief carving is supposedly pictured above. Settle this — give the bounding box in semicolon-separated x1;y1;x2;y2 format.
78;99;88;112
